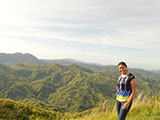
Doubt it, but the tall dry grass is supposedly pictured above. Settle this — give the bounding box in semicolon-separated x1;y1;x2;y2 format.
70;92;160;120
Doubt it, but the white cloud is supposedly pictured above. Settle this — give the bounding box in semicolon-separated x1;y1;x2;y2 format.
0;0;160;69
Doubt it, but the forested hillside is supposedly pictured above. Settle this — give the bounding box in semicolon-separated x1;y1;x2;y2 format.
0;63;159;112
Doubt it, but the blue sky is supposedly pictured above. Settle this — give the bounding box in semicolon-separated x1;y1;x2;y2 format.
0;0;160;70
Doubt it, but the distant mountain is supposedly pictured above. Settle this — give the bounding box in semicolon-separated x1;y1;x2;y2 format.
0;53;45;65
151;70;160;77
0;53;106;72
42;58;85;65
42;58;105;72
1;53;160;73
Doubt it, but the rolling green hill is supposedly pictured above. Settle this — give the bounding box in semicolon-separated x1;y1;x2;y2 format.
0;63;159;112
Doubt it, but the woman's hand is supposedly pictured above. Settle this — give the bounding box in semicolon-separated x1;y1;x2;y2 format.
122;102;130;110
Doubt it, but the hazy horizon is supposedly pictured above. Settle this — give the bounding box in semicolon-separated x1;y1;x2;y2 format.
0;0;160;70
0;52;159;70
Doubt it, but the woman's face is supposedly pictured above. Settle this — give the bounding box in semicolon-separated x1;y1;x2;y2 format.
118;64;128;74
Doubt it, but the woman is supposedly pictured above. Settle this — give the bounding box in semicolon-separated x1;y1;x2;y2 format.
116;62;136;120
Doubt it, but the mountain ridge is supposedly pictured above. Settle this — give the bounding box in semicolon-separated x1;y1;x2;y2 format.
0;52;160;72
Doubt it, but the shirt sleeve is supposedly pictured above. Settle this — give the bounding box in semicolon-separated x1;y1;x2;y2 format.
129;74;135;82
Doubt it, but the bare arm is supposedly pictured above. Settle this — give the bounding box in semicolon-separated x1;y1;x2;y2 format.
122;78;136;109
127;78;136;104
